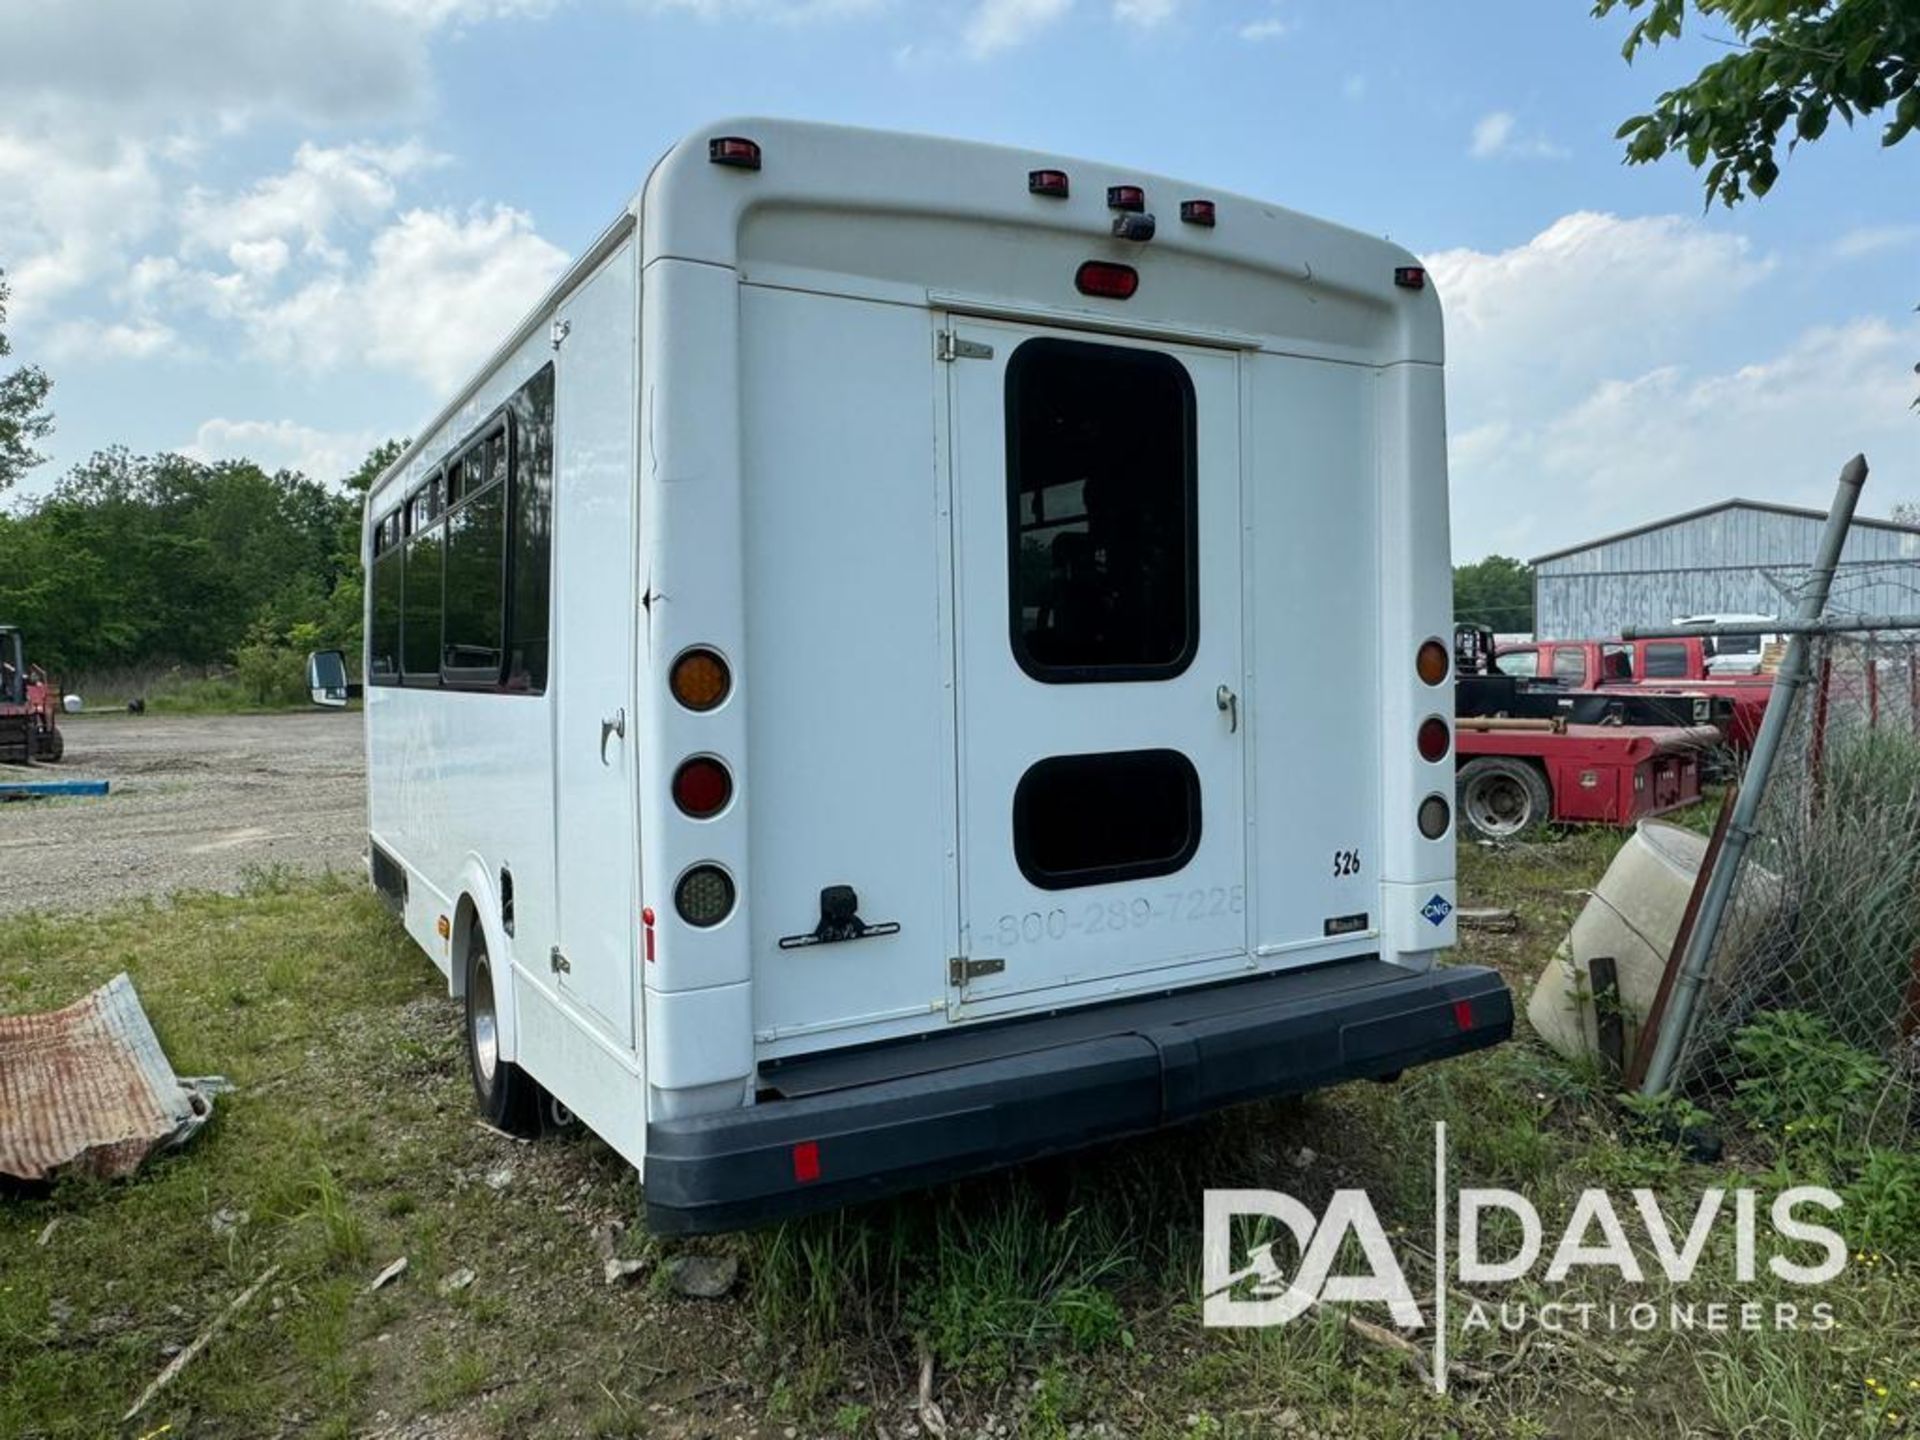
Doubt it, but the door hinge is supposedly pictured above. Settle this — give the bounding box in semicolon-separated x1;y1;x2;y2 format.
949;956;1005;986
549;945;571;975
936;331;993;363
550;318;571;351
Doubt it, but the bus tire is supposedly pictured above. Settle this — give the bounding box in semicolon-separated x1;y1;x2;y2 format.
465;930;540;1136
1457;757;1551;841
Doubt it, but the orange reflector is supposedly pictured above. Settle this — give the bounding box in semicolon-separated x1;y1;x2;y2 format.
670;648;731;711
436;915;451;939
1416;638;1450;686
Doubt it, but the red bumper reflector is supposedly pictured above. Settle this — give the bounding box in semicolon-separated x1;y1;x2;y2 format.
1394;265;1426;290
708;136;762;170
791;1140;821;1183
1075;260;1139;299
642;905;656;963
1028;168;1070;197
1452;999;1474;1030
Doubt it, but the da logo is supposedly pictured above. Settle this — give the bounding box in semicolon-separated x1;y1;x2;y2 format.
1202;1190;1422;1329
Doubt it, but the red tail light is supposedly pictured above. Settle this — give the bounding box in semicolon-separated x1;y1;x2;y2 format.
1418;716;1451;763
672;757;733;818
1075;261;1139;299
708;136;762;170
1452;999;1474;1030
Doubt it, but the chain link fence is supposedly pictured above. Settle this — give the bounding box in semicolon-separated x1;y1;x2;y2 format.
1669;566;1920;1144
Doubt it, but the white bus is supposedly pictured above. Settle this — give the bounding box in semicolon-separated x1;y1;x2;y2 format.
320;119;1511;1233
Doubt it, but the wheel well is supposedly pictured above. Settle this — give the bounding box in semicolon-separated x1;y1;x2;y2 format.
451;893;481;999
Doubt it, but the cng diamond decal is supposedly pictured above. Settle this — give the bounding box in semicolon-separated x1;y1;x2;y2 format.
1421;894;1453;927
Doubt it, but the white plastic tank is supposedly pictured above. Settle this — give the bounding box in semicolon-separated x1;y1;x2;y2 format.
1527;819;1776;1065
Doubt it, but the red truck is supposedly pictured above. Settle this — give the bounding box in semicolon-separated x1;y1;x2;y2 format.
1454;628;1715;840
1495;635;1770;750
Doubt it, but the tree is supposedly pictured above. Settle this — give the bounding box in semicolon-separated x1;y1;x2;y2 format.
1454;555;1536;634
0;269;54;492
1595;0;1920;207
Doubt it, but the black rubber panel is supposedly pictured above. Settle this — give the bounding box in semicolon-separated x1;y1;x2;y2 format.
644;958;1512;1234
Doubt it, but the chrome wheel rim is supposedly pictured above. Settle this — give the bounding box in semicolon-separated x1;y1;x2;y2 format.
1465;775;1529;837
471;954;499;1089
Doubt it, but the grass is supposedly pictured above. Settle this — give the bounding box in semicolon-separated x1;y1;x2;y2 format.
2;846;1916;1437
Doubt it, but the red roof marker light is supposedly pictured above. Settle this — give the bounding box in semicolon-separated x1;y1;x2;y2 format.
1179;199;1216;227
1028;168;1070;197
1394;266;1426;290
1107;184;1145;212
1075;261;1139;299
708;136;762;170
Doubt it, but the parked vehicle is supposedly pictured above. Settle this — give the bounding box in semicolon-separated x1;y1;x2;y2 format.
320;119;1512;1233
1673;612;1783;675
1496;635;1769;750
1456;627;1714;839
0;626;64;764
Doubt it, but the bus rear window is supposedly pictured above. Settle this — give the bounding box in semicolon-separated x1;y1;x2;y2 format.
1006;338;1197;684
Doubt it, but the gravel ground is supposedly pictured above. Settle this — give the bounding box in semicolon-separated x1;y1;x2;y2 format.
2;711;365;915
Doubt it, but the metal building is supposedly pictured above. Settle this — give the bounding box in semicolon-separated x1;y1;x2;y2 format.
1530;498;1920;640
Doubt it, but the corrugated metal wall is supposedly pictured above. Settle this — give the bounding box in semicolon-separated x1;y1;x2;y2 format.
1534;506;1920;639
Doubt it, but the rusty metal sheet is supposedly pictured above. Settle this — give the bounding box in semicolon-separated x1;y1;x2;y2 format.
0;972;222;1182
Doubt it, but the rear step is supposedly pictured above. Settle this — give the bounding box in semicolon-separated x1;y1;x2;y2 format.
645;957;1512;1233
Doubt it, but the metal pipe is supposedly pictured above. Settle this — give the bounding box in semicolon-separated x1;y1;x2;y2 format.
1641;454;1870;1097
1622;615;1920;639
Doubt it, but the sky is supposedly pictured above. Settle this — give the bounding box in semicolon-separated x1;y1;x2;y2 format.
2;0;1916;561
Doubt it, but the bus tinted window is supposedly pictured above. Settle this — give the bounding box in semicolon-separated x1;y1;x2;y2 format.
1006;338;1197;683
370;548;403;682
403;514;444;681
442;436;506;683
507;364;554;692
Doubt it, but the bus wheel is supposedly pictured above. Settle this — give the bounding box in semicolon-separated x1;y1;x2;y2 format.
1457;757;1550;841
465;931;540;1136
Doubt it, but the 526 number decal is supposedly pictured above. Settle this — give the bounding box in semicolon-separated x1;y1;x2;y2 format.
1332;849;1362;877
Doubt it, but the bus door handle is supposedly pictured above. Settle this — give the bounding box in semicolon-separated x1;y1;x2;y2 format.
1216;684;1238;734
600;708;626;764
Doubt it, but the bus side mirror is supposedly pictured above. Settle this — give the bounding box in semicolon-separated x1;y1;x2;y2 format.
307;649;352;708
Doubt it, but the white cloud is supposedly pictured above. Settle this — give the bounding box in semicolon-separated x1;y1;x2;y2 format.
181;142;444;260
1115;0;1184;26
1830;224;1920;261
1427;211;1915;559
224;205;568;391
43;319;178;363
1456;318;1920;559
637;0;886;16
1468;110;1568;161
1239;16;1288;41
0;132;166;319
1425;211;1773;423
180;418;384;484
964;0;1072;55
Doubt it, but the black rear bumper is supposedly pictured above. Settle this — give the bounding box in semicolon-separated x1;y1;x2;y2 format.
643;958;1512;1234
